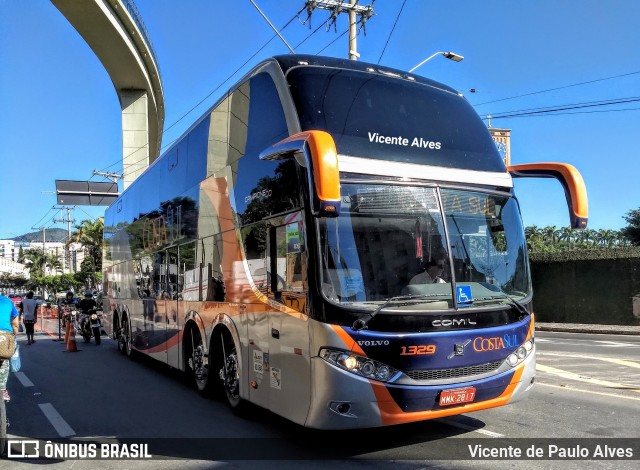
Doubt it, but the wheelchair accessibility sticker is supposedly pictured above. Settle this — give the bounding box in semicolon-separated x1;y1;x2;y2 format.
456;285;473;304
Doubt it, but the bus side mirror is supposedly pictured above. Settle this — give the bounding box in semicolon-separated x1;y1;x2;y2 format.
259;130;341;217
508;162;588;229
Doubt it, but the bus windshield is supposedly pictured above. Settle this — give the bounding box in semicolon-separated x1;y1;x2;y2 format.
318;184;530;310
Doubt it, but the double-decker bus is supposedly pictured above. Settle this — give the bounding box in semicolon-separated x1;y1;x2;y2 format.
103;54;587;429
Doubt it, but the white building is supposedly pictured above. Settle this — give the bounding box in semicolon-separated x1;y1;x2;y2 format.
0;257;29;277
0;239;86;275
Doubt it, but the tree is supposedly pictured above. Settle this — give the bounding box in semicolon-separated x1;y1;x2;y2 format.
524;225;545;253
621;208;640;246
68;217;104;286
0;272;28;292
22;248;62;278
577;228;597;248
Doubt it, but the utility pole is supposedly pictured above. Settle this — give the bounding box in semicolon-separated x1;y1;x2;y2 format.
54;206;75;273
348;0;358;60
302;0;375;60
92;170;122;184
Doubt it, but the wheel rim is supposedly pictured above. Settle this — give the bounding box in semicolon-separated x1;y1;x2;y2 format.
223;349;240;400
193;342;208;386
121;319;131;354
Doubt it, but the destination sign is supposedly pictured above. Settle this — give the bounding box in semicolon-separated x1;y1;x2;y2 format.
441;193;497;216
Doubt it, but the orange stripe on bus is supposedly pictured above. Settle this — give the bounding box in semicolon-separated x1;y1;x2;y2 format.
144;331;182;354
330;325;366;356
526;313;535;341
369;366;525;426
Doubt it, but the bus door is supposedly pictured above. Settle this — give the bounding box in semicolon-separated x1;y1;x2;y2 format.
165;246;182;368
267;219;311;424
136;255;155;350
146;249;168;362
244;222;271;410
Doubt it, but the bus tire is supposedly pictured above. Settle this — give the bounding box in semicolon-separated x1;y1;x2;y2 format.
119;315;133;358
219;331;249;415
185;325;215;397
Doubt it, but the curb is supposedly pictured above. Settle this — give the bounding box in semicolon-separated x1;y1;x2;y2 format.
536;323;640;335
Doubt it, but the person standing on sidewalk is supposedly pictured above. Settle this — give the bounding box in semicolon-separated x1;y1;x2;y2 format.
19;291;38;345
0;294;20;401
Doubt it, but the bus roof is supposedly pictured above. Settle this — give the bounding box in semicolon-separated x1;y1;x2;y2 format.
272;54;461;96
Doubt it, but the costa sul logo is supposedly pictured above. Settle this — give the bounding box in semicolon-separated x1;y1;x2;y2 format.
473;334;518;352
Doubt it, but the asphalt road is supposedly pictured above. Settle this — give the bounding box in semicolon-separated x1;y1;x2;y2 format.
1;324;638;469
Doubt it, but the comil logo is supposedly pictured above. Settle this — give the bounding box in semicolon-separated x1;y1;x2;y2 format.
432;318;477;327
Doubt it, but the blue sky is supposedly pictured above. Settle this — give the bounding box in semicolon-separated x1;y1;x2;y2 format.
1;0;639;240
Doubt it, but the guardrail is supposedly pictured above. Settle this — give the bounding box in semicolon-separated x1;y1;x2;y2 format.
120;0;161;76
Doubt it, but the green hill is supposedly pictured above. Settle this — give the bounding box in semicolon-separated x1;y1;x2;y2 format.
12;228;69;243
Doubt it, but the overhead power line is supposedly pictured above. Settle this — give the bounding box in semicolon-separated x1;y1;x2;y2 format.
377;0;406;64
483;96;640;121
474;70;640;107
118;6;349;182
95;8;306;178
316;29;348;55
490;106;640;120
487;95;640;117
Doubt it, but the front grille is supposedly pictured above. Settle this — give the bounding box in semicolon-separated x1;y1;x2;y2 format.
405;360;502;381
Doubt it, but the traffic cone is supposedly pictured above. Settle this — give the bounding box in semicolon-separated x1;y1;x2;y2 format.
64;319;71;344
66;328;78;352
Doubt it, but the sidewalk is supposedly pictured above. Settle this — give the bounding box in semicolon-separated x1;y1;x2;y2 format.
536;322;640;335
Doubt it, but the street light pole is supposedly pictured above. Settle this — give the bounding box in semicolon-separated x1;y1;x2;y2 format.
409;51;464;73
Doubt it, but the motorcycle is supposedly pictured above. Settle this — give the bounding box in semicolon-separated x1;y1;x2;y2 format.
78;308;102;345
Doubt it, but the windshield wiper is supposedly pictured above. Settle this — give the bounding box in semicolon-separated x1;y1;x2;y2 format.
480;294;530;316
352;294;442;331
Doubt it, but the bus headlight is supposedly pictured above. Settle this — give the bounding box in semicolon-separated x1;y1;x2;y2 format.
505;338;534;368
320;348;399;383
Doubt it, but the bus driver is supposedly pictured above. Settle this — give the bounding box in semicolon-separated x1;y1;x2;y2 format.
409;258;447;285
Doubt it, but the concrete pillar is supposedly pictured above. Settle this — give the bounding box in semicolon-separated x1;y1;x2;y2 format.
121;90;149;188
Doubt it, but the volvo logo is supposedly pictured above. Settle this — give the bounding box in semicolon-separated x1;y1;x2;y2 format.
432;318;477;327
357;340;390;346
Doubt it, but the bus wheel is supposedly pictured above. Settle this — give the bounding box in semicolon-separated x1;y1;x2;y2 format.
219;333;248;414
187;328;214;396
119;316;133;358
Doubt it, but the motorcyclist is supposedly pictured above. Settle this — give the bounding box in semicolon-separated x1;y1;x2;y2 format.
58;291;77;324
78;290;97;333
78;290;97;315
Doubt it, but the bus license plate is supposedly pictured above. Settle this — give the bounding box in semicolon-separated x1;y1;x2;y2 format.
439;387;476;406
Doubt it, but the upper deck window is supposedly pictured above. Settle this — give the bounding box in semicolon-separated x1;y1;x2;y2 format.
287;67;505;173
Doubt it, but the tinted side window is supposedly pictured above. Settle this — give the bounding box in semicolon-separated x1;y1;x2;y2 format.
233;73;299;225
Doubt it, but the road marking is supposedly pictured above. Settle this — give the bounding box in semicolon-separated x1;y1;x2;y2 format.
437;418;504;438
537;383;640;402
537;364;640;392
538;352;640;369
593;340;638;348
536;338;640;348
38;403;76;437
13;371;34;387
